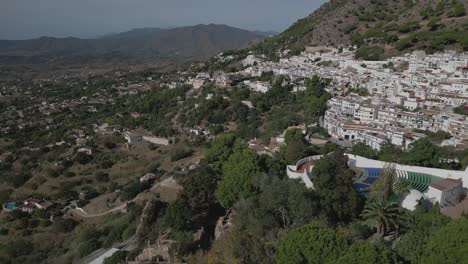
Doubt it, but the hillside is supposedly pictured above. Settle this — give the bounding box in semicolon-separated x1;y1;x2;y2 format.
0;24;264;64
255;0;467;59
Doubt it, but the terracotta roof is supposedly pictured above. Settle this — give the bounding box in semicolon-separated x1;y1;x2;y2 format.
430;178;462;191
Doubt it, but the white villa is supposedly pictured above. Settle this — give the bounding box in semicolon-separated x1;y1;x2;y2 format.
287;153;468;215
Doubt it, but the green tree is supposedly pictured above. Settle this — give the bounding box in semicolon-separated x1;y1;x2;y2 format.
277;221;348;264
231;175;318;263
361;200;406;237
402;139;440;167
281;140;309;164
1;239;33;258
215;146;258;208
165;198;193;230
396;207;449;262
420;217;468;263
103;251;127;264
312;151;362;223
350;142;378;159
204;133;237;171
284;128;304;145
180;165;219;227
336;241;397;264
368;166;395;202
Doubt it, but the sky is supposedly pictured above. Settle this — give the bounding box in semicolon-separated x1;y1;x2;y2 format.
0;0;327;40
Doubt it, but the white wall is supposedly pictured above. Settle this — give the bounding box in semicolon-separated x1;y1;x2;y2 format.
346;154;468;188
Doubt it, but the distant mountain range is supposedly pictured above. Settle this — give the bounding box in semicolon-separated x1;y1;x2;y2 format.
0;24;267;64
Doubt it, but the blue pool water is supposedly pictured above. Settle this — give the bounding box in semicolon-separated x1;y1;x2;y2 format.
4;202;15;210
353;183;370;191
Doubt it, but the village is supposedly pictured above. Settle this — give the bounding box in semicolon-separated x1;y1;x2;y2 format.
1;45;468;263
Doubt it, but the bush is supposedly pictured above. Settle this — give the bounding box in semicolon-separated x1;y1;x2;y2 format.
170;148;194;162
355;46;385;61
95;171;110;182
104;141;117;149
397;21;420;33
100;160;114;169
104;251;127;264
64;171;76;178
79;238;101;257
46;168;59;178
55;218;78;233
2;239;33;258
0;228;9;235
146;162;161;174
75;152;92;165
448;1;466;17
147;143;158;151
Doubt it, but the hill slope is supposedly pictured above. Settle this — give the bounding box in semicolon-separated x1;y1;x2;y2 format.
255;0;467;59
0;24;264;64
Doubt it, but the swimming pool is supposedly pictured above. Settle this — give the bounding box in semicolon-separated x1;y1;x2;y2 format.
3;202;16;211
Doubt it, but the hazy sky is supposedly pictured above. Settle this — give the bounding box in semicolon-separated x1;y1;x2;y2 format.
0;0;327;40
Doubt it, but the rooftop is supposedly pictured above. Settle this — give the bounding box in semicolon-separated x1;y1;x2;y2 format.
430;178;462;191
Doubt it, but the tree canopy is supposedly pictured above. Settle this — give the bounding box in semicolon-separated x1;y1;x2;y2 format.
420;217;468;264
312;150;362;223
335;242;397;264
215;146;259;208
277;221;348;264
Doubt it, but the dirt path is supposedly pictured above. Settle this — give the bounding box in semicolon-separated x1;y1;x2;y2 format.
72;202;128;218
71;176;182;218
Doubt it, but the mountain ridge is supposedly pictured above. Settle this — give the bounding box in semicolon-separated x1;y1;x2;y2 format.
254;0;467;59
0;24;264;64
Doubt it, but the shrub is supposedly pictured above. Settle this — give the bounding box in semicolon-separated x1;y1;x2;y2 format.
447;1;466;17
170;148;194;162
55;218;78;232
64;171;76;178
355;46;385;61
79;238;101;257
46;168;59;178
104;141;116;149
95;171;110;182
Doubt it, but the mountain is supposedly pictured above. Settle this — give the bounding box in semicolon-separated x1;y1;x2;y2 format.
255;0;467;59
0;24;264;64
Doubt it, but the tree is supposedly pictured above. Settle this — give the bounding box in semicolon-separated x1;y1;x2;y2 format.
165;198;193;231
402;139;440;167
179;165;219;227
312;151;362;223
204;133;237;171
303;95;328;118
368;166;395;202
420;217;468;263
206;230;241;264
218;174;317;263
277;221;348;264
284;128;304;145
361;200;406;237
302;76;331;119
378;142;404;163
282;141;309;164
103;251;127;264
336;241;397;264
2;239;33;258
396;207;450;262
350;142;378;159
216;146;258;208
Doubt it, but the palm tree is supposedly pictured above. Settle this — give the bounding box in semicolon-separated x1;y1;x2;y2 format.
361;199;406;237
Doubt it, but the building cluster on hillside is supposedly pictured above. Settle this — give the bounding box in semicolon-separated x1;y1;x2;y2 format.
2;198;54;214
241;48;468;150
